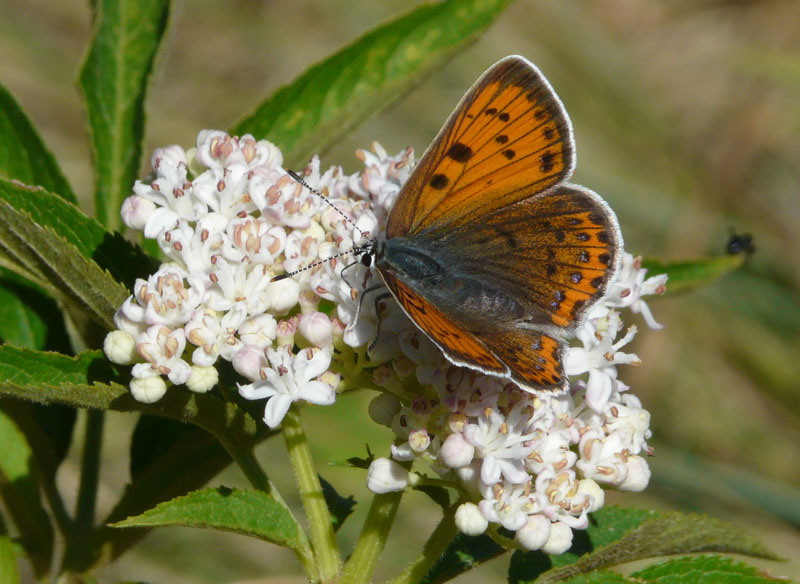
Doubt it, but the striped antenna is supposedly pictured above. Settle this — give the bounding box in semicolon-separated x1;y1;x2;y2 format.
271;170;372;282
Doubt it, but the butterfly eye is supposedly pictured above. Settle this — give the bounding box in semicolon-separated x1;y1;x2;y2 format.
360;253;373;267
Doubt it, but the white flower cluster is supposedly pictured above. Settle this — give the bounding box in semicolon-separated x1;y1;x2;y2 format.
105;130;666;555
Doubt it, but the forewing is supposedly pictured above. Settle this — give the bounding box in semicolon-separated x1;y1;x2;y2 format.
386;55;574;238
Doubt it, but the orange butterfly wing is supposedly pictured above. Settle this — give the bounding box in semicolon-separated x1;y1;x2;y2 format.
379;271;506;375
386;55;574;239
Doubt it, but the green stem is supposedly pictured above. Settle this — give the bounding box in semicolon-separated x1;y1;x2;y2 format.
385;504;459;584
75;410;104;532
215;430;317;580
340;490;404;584
283;404;341;582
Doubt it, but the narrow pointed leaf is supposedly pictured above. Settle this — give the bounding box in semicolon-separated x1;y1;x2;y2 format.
0;178;158;289
0;408;53;576
531;507;777;583
0;201;129;330
232;0;514;167
631;554;785;583
111;486;305;553
0;84;76;204
79;0;170;229
642;254;746;294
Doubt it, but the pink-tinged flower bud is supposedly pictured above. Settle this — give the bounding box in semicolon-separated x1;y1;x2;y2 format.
297;311;333;348
516;515;551;550
121;195;156;230
232;345;267;382
366;458;409;494
276;317;297;348
298;290;320;314
368;392;401;427
187;365;218;393
454;503;488;536
439;432;475;468
130;376;167;404
542;521;573;555
268;278;300;315
618;455;650;492
103;330;138;364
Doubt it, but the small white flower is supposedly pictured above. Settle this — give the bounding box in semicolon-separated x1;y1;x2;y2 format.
478;481;538;532
133;325;191;385
238;346;335;428
267;277;301;315
455;502;488;536
605;253;668;330
566;310;640;412
366;458;410;494
463;407;533;485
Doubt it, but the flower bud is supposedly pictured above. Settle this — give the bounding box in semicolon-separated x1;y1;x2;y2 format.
232;345;267;381
366;458;409;494
576;479;604;512
298;290;320;314
238;314;277;348
186;365;219;393
121;195;156;230
409;429;431;453
542;521;573;555
454;503;488;536
276;317;297;348
368;392;401;427
103;330;138;364
297;311;333;348
130;376;167;404
619;455;650;492
267;278;300;315
515;515;551;550
439;432;475;469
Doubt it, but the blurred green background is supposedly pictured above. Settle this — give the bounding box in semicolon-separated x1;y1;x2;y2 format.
1;0;798;582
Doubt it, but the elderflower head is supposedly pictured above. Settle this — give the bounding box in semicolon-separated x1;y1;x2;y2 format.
106;130;665;553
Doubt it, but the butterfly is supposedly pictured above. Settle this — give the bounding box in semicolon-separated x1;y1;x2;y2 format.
360;55;622;393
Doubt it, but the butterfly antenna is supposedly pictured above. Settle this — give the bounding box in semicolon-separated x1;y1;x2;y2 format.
271;247;369;282
271;170;374;283
286;169;365;238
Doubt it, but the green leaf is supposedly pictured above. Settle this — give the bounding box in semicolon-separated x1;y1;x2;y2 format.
0;408;53;577
641;254;745;295
0;199;130;330
533;507;778;583
0;516;21;584
0;84;76;204
111;486;306;552
421;533;505;584
320;475;355;533
0;178;158;290
0;267;64;350
232;0;514;168
631;554;785;583
61;418;233;571
79;0;171;229
561;573;634;584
